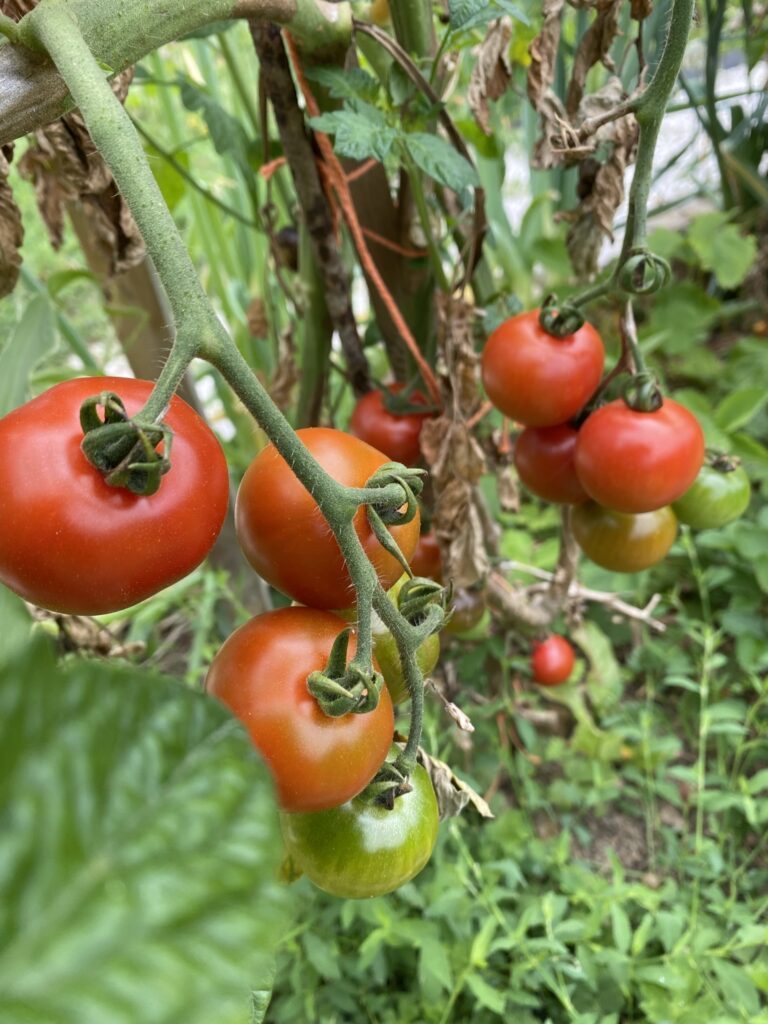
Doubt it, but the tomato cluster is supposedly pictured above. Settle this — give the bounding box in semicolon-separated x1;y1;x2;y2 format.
0;378;439;899
481;311;719;574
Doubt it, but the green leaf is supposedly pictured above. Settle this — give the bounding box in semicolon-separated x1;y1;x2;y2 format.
466;972;507;1014
0;643;289;1024
0;296;57;416
310;108;397;163
418;936;453;1000
404;133;479;191
572;621;623;714
611;904;631;954
448;0;528;32
709;959;761;1015
0;587;32;668
302;932;341;980
304;66;380;104
748;768;768;794
688;212;758;289
714;387;768;432
179;80;254;172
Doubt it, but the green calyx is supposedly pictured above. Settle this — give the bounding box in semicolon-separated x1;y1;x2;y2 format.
622;370;664;413
306;627;384;717
538;298;586;338
79;391;172;496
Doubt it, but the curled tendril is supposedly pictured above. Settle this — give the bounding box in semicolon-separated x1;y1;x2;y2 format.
397;576;445;623
365;463;425;525
618;251;671;295
306;627;384;717
79;391;172;496
539;296;586;337
622;370;664;413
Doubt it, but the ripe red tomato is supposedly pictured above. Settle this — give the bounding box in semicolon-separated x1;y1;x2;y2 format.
235;428;420;609
206;607;394;812
514;424;588;504
280;757;438;898
0;376;229;614
572;502;678;572
409;530;443;582
350;384;433;466
672;462;750;529
531;635;575;686
481;309;604;427
575;398;705;513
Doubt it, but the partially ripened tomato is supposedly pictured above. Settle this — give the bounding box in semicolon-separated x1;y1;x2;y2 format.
573;502;678;573
280;757;439;898
235;428;420;609
0;376;229;615
481;310;604;427
350;384;433;466
575;398;704;513
514;424;588;504
445;588;487;635
531;635;575;686
409;530;443;582
672;461;751;529
206;607;394;812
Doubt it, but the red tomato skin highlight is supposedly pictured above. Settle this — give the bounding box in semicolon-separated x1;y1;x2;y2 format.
481;310;604;427
575;399;705;513
205;607;394;812
0;376;229;614
514;424;588;504
235;428;420;609
350;384;433;466
531;635;575;686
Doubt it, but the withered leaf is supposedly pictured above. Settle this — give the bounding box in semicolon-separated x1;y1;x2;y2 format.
0;145;23;299
469;18;513;136
527;0;565;110
269;326;298;413
418;748;494;821
17;68;143;275
566;0;622;116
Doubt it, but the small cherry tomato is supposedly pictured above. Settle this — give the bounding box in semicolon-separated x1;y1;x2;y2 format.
235;428;420;609
206;607;394;812
0;376;229;615
280;758;439;898
374;631;440;705
531;635;575;686
575;398;705;513
481;310;604;427
672;461;750;529
409;530;443;582
350;384;433;466
573;502;678;573
514;424;588;504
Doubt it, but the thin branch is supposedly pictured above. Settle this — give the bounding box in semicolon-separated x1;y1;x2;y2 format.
249;21;370;395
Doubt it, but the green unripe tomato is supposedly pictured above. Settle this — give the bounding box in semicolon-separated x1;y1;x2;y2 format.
374;630;440;705
280;760;439;899
672;463;750;530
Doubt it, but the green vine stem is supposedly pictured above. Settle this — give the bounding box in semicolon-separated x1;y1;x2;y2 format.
24;0;427;794
548;0;696;324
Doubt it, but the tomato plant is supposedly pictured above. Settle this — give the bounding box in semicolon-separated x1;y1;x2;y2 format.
409;530;443;582
572;502;678;572
235;428;420;609
206;607;394;812
0;376;229;615
514;424;588;504
280;757;438;898
350;384;433;466
672;460;751;529
531;635;575;686
481;310;604;427
574;398;705;513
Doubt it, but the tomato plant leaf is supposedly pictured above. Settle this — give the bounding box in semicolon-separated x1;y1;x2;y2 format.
179;79;254;172
404;132;479;191
687;212;757;290
448;0;528;32
310;107;398;163
304;66;380;104
0;641;289;1024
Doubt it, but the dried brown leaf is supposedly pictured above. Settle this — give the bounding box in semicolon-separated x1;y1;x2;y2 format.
469;18;513;136
566;0;622;116
0;0;37;17
0;146;23;298
527;0;565;110
418;748;494;821
17;69;143;274
269;326;298;413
